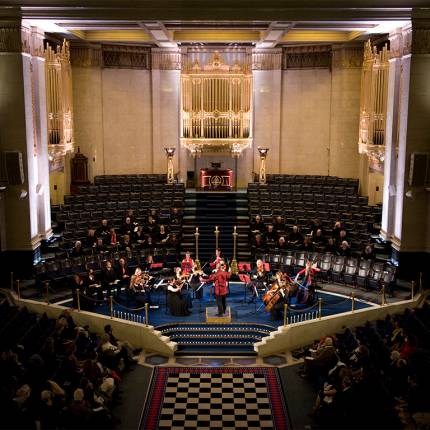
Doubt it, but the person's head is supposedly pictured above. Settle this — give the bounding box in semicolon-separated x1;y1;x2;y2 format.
101;219;108;227
341;240;349;250
146;254;154;263
339;229;347;239
215;248;221;257
100;333;110;345
267;224;274;232
106;261;112;270
364;244;373;254
256;259;263;269
41;390;52;406
172;207;178;214
104;324;112;334
125;217;131;224
135;267;142;276
110;228;116;234
185;251;191;260
124;234;130;243
219;261;226;271
306;260;313;269
175;267;181;274
255;215;261;222
324;337;333;347
278;236;286;245
97;238;103;246
150;209;157;216
119;257;125;266
159;224;165;233
292;225;298;233
328;238;334;246
276;216;282;223
73;274;81;283
255;233;262;243
88;229;95;237
334;220;341;229
74;241;81;249
316;229;322;237
148;215;154;224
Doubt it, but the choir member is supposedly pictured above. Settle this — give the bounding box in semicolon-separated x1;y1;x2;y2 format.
288;225;303;248
181;251;194;274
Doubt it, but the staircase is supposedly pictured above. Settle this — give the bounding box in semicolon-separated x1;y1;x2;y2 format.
157;323;275;355
181;191;250;262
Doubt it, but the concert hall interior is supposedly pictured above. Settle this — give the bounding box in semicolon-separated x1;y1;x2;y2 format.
0;1;430;429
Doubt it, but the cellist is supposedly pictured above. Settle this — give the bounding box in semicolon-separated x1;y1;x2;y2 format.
264;271;291;321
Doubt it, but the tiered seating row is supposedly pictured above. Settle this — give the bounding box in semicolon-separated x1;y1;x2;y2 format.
263;174;359;189
94;173;168;184
259;251;396;292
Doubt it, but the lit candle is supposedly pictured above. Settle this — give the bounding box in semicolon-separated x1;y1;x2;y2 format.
196;227;199;233
234;226;237;233
215;225;218;232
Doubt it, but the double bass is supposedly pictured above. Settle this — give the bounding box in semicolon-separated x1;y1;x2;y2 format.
262;272;291;312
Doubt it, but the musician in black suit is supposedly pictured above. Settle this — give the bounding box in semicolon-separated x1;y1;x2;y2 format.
102;261;119;297
248;259;268;303
116;257;130;296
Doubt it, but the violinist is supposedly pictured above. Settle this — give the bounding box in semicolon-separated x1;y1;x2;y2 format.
209;248;223;271
129;268;151;303
248;259;268;303
167;268;191;316
189;263;205;300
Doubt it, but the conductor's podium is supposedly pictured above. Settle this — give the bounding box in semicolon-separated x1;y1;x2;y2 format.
206;306;232;323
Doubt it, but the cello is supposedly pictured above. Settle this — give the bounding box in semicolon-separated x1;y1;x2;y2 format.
262;272;291;312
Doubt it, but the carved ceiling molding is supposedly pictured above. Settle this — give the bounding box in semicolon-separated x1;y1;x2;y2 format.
152;48;181;70
102;44;151;69
70;44;102;67
282;45;331;69
411;20;430;55
332;46;363;69
252;49;282;70
0;21;31;54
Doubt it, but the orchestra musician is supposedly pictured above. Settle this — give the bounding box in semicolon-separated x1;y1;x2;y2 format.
209;248;223;271
102;261;119;297
203;261;231;316
294;260;320;305
188;263;205;300
264;272;292;320
181;251;194;275
248;259;268;303
167;268;191;316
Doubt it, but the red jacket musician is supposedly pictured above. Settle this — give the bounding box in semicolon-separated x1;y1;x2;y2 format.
181;251;194;275
206;261;230;316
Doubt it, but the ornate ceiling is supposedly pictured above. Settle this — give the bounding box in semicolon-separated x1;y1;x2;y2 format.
2;0;427;47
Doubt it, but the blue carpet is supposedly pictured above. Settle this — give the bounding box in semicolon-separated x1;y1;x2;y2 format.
62;282;372;329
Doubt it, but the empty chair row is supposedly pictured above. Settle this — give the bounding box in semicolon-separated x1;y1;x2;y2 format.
249;184;357;195
64;190;184;204
249;193;369;205
94;174;169;184
79;182;184;194
252;175;359;187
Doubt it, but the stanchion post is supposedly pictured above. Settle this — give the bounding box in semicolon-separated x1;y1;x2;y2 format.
16;280;21;300
318;298;322;320
351;292;355;313
284;303;288;327
10;272;14;291
411;281;415;300
110;295;113;319
45;281;50;305
76;289;81;312
145;303;149;326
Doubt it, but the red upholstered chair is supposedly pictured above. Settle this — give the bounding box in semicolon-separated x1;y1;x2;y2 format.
150;263;163;269
238;263;251;272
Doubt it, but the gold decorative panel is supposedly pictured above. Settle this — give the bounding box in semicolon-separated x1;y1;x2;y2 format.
180;52;252;156
45;40;74;163
358;40;389;166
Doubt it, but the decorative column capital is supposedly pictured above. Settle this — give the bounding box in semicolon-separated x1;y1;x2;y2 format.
30;26;45;58
152;48;181;70
0;20;31;54
389;25;412;59
252;48;282;70
282;45;331;69
331;45;363;69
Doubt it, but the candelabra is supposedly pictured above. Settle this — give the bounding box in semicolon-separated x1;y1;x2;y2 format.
194;227;201;271
230;226;239;275
164;147;176;184
257;147;269;185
